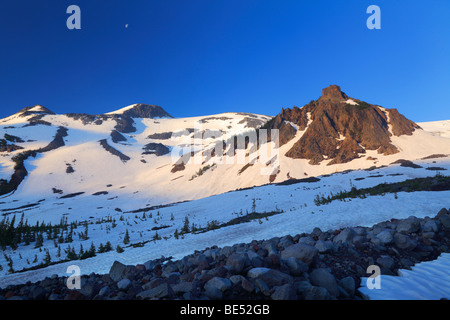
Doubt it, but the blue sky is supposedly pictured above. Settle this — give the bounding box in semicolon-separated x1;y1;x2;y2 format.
0;0;449;122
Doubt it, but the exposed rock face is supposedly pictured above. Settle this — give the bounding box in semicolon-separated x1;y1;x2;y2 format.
142;143;170;156
120;104;173;119
266;85;421;165
17;105;55;117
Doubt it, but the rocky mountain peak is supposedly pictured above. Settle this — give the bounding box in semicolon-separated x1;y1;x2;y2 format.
320;85;348;101
263;85;421;165
109;104;173;119
17;105;55;117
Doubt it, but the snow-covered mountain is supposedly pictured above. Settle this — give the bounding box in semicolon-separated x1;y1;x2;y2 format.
0;86;449;299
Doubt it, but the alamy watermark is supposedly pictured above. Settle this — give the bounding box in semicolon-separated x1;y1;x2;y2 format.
66;265;81;290
169;123;280;176
366;264;381;290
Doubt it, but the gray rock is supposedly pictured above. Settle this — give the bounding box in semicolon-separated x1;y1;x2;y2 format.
247;267;270;279
282;257;308;276
229;275;245;285
278;236;294;249
297;236;316;246
294;280;312;296
241;278;255;293
376;230;394;245
117;278;131;291
280;243;318;266
226;253;249;274
204;249;220;260
352;235;367;246
422;220;439;233
352;227;367;236
137;283;174;299
255;279;271;296
143;260;156;271
304;286;331;300
109;261;127;282
315;240;335;253
271;283;297;300
188;254;207;266
256;269;293;287
376;256;395;270
205;286;223;299
221;246;234;258
438;214;450;230
394;233;417;251
309;268;339;297
338;276;355;297
263;241;279;256
30;286;47;300
397;216;420;234
79;279;101;299
436;208;449;218
333;228;357;244
204;277;232;293
48;293;62;300
172;281;194;295
98;286;111;297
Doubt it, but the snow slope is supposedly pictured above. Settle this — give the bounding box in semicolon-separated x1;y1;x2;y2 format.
359;253;450;300
1;107;450;299
1;157;449;292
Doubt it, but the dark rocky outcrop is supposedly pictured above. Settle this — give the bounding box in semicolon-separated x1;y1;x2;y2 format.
17;106;55;117
142;143;170;156
265;85;421;165
119;104;173;119
99;139;131;162
110;130;127;143
37;127;68;153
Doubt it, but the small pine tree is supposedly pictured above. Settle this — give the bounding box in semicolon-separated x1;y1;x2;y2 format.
116;245;124;253
44;249;51;265
181;216;190;234
123;229;130;245
104;241;112;252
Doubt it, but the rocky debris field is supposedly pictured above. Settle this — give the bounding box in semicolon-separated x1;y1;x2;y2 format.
1;208;449;300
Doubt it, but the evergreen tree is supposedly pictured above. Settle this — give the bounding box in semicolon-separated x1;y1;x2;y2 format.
123;229;130;245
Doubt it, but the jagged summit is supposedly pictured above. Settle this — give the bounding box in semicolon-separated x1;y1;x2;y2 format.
106;103;173;119
320;84;348;101
265;85;422;165
16;105;55;117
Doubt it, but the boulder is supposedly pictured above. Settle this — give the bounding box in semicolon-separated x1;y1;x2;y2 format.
376;230;394;245
376;256;395;270
333;228;357;244
280;243;318;266
117;279;131;291
226;253;249;274
309;268;339;297
271;283;297;300
109;261;127;282
282;257;308;276
338;276;355;297
204;277;232;293
394;233;417;251
137;283;174;300
397;216;420;234
315;240;335;253
304;286;331;300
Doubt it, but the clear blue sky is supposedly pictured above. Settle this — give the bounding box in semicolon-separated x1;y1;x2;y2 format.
0;0;449;122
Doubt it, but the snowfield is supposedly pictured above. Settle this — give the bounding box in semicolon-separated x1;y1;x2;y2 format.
360;253;450;300
1;157;450;300
0;108;449;300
